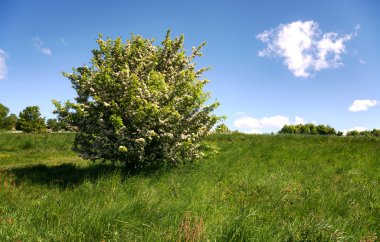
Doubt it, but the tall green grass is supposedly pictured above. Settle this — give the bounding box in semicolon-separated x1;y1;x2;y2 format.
0;132;82;167
0;133;379;241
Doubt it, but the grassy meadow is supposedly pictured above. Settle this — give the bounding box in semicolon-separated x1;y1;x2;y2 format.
0;132;380;241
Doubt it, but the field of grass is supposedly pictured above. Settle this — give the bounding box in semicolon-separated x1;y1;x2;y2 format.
0;133;380;241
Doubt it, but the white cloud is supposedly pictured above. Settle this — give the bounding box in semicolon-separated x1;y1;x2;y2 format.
348;99;377;112
359;58;366;64
32;37;43;49
60;37;66;45
32;37;52;55
354;24;360;36
234;116;260;129
257;20;356;78
234;115;310;133
41;47;52;55
260;115;289;128
0;49;8;80
234;115;315;133
235;111;247;116
248;128;263;134
295;116;305;125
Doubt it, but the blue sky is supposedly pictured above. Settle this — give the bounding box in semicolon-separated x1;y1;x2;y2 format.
1;0;379;133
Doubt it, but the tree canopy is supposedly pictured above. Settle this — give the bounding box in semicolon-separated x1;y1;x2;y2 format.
0;103;18;130
16;106;46;133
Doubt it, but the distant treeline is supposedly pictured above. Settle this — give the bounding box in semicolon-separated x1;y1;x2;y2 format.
0;103;73;133
2;101;380;137
278;123;380;137
345;129;380;137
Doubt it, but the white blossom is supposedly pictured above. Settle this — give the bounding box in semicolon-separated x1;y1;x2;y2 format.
135;138;145;143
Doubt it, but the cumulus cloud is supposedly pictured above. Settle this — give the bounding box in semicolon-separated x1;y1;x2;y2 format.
234;115;308;133
234;115;315;133
295;116;305;125
234;116;261;129
257;20;356;77
348;99;377;112
32;37;52;55
260;115;290;128
0;49;8;80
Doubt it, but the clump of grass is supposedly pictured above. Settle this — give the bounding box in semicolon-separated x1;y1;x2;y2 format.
178;212;205;242
19;139;34;150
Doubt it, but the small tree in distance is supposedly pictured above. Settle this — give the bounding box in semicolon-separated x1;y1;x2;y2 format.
46;118;61;132
16;106;46;133
54;31;221;168
214;124;231;134
0;103;9;123
52;100;78;131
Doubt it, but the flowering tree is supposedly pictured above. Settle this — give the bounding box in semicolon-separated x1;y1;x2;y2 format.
55;31;220;168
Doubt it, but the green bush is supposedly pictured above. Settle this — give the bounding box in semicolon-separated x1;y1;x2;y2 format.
54;31;220;168
371;129;380;137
